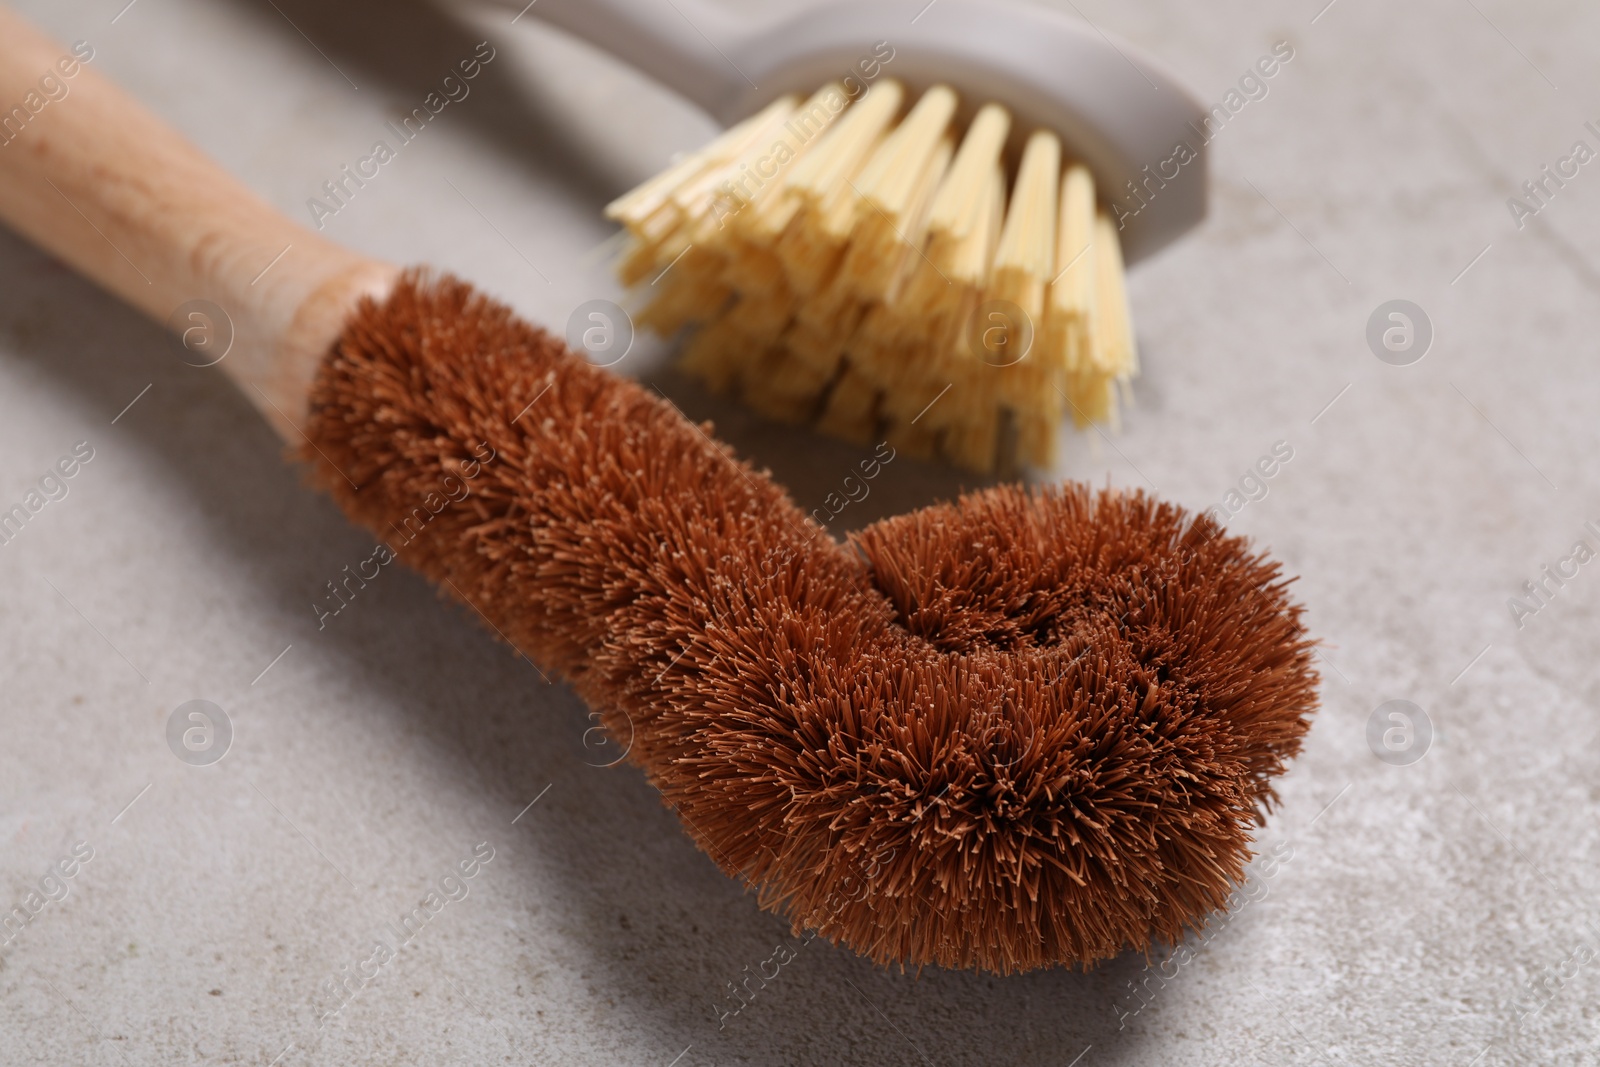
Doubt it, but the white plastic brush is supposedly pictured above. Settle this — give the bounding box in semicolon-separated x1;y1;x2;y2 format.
481;0;1205;471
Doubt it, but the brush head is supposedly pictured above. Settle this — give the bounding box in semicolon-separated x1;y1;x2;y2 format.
609;81;1140;475
303;272;1317;974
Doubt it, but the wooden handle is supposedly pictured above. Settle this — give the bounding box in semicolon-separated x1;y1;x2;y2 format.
0;7;398;439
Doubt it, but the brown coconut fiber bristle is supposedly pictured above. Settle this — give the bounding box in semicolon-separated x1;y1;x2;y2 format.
301;270;1319;974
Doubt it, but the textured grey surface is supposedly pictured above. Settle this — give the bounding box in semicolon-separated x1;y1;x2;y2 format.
2;0;1598;1064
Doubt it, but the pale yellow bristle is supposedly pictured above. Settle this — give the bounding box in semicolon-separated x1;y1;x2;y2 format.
1093;210;1138;379
608;83;1140;474
986;130;1065;467
786;81;906;204
852;86;958;215
772;82;906;295
990;129;1061;321
840;133;954;302
1052;165;1096;318
929;104;1011;241
604;95;790;224
698;83;847;238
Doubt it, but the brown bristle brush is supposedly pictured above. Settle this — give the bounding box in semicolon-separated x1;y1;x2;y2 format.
0;10;1318;974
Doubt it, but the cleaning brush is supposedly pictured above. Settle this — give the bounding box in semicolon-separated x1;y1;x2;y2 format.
607;82;1137;473
0;9;1313;974
500;0;1208;472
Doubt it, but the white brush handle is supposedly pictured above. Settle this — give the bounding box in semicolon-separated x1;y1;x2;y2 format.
506;0;752;116
464;0;1209;263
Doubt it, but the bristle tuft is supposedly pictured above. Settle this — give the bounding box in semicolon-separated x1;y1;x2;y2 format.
609;84;1142;473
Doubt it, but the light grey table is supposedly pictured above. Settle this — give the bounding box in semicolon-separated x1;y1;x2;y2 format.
2;0;1597;1064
